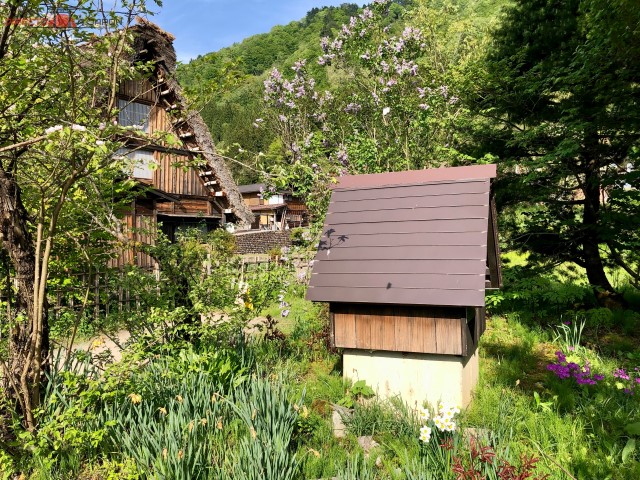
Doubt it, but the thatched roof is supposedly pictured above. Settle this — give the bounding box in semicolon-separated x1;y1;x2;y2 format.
130;18;254;227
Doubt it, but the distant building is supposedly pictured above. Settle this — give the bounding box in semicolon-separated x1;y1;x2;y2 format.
238;183;309;231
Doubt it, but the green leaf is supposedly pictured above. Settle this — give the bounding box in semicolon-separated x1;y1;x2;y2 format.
622;438;636;463
626;422;640;436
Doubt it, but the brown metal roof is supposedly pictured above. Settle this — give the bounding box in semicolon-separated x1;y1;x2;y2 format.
306;164;499;308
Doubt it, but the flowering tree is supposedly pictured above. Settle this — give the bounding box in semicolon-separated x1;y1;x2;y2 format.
257;0;468;218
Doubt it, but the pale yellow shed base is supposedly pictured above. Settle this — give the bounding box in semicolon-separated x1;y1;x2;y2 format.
342;349;479;409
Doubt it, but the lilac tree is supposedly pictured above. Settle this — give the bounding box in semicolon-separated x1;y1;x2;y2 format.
257;0;467;217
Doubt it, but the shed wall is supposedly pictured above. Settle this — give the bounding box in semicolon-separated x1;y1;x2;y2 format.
331;303;475;356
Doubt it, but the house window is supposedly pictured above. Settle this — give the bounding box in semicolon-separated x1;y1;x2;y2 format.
118;99;151;132
267;194;284;205
116;148;155;180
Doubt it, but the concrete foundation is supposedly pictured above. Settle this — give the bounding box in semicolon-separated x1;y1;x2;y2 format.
343;349;479;408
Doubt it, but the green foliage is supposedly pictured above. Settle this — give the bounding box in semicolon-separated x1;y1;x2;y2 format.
102;372;227;480
472;0;640;291
225;375;303;480
344;396;419;438
337;380;375;409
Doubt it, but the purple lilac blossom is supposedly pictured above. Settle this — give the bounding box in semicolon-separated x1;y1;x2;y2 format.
614;369;630;380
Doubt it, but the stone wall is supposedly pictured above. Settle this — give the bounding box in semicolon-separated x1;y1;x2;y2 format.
234;230;292;255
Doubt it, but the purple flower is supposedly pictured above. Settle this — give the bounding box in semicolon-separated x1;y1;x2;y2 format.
320;36;329;52
336;146;348;166
345;103;362;113
281;309;290;318
360;8;373;20
564;321;572;325
555;351;567;363
614;369;630;380
594;374;605;381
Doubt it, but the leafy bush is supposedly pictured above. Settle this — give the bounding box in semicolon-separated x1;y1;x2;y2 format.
225;375;303;480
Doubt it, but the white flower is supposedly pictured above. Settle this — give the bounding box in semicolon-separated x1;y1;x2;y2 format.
419;425;431;443
71;124;87;132
433;415;444;431
45;125;63;135
95;140;105;146
439;403;460;417
382;106;390;116
417;406;430;422
442;420;456;432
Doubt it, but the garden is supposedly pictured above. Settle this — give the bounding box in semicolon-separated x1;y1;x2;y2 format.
1;228;638;479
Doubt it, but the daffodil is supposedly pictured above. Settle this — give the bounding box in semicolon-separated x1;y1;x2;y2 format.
419;425;432;443
418;406;430;422
128;393;142;404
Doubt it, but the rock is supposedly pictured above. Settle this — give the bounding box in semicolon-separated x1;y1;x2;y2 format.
463;427;491;440
201;311;230;326
331;404;352;438
332;410;346;438
357;435;380;453
242;316;268;337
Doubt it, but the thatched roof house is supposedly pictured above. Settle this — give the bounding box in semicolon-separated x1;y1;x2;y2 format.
110;19;253;267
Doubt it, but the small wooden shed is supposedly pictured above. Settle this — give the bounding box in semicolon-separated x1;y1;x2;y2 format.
306;164;501;407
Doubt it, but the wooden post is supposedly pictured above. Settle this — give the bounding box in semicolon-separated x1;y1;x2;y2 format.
94;271;100;322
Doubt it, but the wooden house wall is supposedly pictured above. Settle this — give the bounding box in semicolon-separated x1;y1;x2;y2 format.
330;303;478;357
242;193;261;206
149;107;209;197
118;80;211;199
107;202;158;270
156;198;214;216
120;79;156;103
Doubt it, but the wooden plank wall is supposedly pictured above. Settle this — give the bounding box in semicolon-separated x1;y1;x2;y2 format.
106;205;158;270
119;80;209;198
331;303;469;356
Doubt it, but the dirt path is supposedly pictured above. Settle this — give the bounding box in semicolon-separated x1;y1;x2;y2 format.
65;330;130;363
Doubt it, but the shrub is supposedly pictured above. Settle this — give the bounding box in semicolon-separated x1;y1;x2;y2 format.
225;375;303;480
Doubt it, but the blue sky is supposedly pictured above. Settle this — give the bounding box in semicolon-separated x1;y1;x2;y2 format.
146;0;364;62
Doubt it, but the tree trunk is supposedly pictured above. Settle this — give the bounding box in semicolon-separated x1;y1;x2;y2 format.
0;167;48;431
581;167;615;294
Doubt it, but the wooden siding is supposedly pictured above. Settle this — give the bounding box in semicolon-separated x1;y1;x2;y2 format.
120;79;157;103
331;303;471;356
149;106;209;197
156;198;215;216
307;166;498;308
118;82;210;198
107;202;158;270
